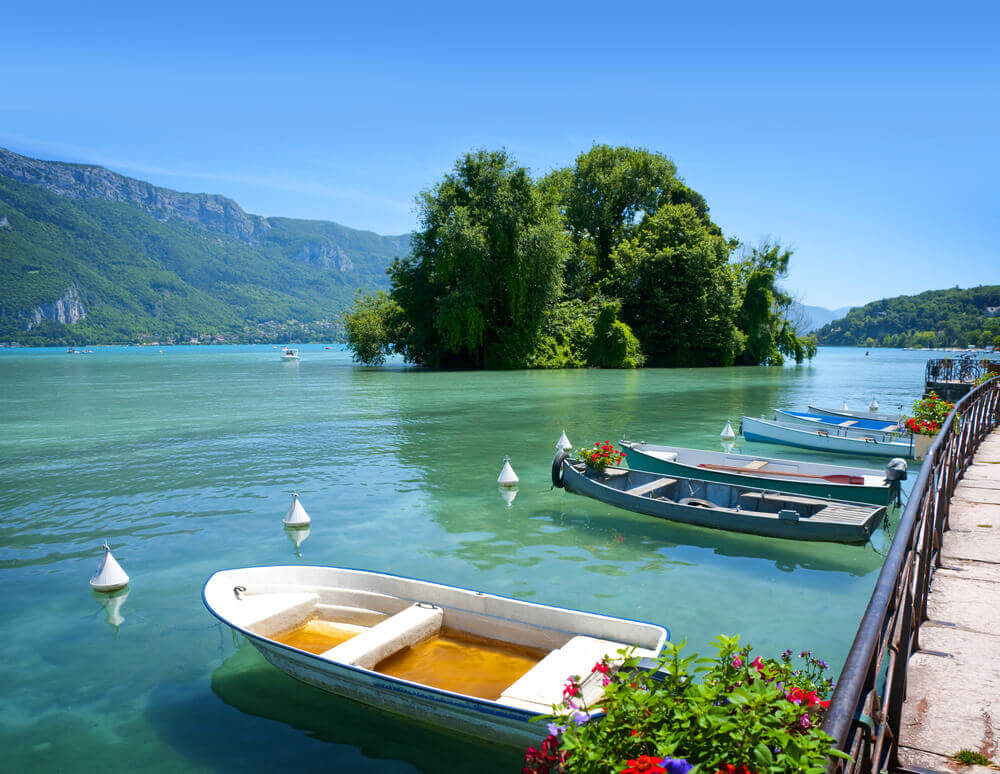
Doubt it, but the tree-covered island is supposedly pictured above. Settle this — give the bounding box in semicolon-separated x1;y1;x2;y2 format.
345;146;817;368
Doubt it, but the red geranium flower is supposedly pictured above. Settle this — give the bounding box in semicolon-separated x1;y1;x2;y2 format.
622;755;667;774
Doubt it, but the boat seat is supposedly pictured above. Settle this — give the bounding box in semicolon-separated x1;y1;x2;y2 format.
498;636;631;710
739;491;828;507
320;603;443;670
743;460;769;470
625;477;677;497
237;592;320;637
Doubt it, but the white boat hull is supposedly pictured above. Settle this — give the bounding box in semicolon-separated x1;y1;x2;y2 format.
742;416;913;458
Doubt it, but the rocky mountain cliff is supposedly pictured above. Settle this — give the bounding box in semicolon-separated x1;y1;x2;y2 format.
0;148;271;242
0;147;411;344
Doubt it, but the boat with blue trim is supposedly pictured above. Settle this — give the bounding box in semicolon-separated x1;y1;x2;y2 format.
203;565;667;748
742;416;914;458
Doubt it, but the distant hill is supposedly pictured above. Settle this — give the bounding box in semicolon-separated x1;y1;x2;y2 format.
788;302;853;333
814;286;1000;348
0;147;409;345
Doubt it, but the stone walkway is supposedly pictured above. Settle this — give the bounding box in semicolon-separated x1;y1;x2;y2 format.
898;429;1000;773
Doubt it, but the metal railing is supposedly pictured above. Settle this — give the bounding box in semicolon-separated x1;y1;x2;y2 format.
821;376;1000;773
925;356;1000;386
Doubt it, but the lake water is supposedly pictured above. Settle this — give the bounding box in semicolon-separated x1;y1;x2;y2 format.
0;346;927;772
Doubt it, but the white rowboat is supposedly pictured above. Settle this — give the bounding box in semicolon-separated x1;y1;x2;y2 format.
742;416;913;458
203;566;666;747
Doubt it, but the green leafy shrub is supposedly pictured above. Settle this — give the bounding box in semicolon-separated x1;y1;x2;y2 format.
524;636;848;774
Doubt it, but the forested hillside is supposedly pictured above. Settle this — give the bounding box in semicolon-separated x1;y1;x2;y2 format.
0;148;408;345
814;286;1000;348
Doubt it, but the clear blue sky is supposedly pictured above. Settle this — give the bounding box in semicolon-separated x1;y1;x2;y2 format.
2;1;996;309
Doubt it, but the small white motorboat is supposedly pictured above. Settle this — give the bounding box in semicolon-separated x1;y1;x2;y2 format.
203;566;666;747
281;348;300;362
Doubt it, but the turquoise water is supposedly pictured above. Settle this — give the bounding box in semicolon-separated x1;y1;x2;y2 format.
0;346;925;772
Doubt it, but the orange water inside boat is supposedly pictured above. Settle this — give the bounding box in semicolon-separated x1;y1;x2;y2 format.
271;619;363;654
374;628;548;700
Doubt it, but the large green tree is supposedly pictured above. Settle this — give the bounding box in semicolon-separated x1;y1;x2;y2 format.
379;149;569;368
553;145;713;278
733;241;809;365
609;203;739;366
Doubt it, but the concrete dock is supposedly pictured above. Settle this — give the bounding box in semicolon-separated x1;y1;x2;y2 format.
898;429;1000;772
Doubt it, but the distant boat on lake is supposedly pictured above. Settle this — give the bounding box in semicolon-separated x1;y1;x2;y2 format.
203;565;666;748
619;441;898;505
281;348;300;361
555;455;886;543
742;416;913;458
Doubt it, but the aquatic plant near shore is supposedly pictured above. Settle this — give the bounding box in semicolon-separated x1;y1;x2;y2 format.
522;636;848;774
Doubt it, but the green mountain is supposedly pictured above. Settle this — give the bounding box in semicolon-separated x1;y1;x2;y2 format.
0;147;409;345
814;286;1000;348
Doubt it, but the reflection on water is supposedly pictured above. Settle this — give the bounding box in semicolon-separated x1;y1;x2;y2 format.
208;640;525;773
0;345;929;772
284;524;310;556
93;587;129;630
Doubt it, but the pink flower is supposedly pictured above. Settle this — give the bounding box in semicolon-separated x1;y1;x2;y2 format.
751;657;764;671
732;656;743;668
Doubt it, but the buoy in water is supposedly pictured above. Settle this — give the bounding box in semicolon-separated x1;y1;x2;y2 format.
90;541;129;592
284;524;311;556
720;421;736;441
720;440;736;454
869;398;879;411
497;456;519;488
556;430;572;452
842;400;850;411
283;492;311;528
499;486;518;507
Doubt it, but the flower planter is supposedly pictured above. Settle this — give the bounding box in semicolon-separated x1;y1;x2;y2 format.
912;433;933;461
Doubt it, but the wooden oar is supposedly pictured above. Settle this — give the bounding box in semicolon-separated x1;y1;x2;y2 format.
696;463;865;485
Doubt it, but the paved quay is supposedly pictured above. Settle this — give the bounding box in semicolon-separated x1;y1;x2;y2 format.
898;428;1000;773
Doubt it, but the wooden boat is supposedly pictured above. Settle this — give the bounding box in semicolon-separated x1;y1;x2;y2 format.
203;566;666;748
619;441;897;505
807;405;904;424
773;409;909;439
555;456;886;543
742;416;913;458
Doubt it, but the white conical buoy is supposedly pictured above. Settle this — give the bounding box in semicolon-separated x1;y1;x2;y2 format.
284;524;311;556
869;398;879;411
90;541;129;592
497;456;519;488
499;486;518;507
720;421;736;441
556;430;572;452
842;400;850;411
283;493;311;528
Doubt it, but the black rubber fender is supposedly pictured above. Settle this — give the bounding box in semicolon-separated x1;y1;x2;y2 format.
552;450;569;488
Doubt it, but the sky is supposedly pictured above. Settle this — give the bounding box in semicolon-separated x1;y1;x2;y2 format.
1;0;997;309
